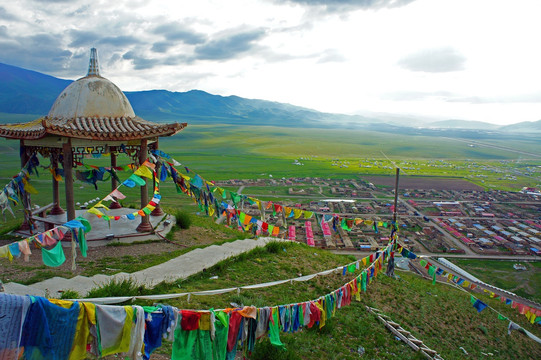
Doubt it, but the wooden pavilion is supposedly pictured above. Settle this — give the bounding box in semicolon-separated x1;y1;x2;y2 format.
0;48;186;235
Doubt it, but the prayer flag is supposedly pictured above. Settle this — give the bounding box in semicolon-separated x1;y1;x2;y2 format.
473;299;488;313
142;160;155;171
87;208;104;217
127;174;146;186
134;165;153;179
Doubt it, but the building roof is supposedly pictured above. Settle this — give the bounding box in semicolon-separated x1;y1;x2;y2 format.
0;116;187;141
0;48;186;142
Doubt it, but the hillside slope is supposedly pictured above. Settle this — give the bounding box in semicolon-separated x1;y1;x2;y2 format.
136;242;540;360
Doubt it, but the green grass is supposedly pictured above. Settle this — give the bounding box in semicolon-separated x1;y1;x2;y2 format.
447;259;541;303
86;278;147;299
121;241;541;360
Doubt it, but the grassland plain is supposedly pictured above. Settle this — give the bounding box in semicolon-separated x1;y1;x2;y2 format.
0;124;540;196
122;242;541;360
448;259;541;303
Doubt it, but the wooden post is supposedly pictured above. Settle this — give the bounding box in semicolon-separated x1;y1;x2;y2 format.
50;154;64;215
19;140;31;231
151;140;164;216
62;141;76;221
392;168;400;226
136;139;152;232
109;150;122;209
150;160;165;216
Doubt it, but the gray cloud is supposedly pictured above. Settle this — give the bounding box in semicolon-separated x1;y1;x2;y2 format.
276;0;416;12
122;50;160;70
0;6;18;20
68;30;100;47
397;47;466;73
153;22;206;45
0;35;72;72
99;35;142;47
151;42;171;53
194;29;266;60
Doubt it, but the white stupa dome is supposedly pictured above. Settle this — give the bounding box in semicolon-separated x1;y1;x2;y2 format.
47;48;135;119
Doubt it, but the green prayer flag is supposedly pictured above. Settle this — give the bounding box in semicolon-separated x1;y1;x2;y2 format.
498;314;508;321
42;241;66;267
175;183;183;194
428;266;436;285
230;192;241;205
74;216;92;233
361;271;367;292
142;207;151;215
419;259;427;267
470;295;477;305
269;308;285;349
128;174;146;186
348;263;356;273
212;310;229;360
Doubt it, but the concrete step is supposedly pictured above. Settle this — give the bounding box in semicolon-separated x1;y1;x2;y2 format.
3;282;46;297
3;236;276;298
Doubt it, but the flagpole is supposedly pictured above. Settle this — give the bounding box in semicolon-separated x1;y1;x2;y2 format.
392;167;400;225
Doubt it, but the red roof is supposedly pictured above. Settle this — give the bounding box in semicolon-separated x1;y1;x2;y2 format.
0;116;186;141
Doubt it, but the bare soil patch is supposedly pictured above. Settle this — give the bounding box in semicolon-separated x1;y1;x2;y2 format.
0;223;234;285
362;176;483;191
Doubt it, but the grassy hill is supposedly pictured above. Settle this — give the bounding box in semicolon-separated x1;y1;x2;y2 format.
119;241;541;359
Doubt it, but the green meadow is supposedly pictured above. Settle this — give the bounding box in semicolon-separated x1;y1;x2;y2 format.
0;123;540;229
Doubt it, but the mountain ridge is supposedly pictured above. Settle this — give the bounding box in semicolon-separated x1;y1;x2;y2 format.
0;62;540;133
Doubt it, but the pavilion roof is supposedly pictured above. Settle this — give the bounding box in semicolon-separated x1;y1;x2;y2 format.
0;116;187;141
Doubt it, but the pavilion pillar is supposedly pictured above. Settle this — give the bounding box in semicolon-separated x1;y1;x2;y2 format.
50;154;64;215
151;140;164;217
136;139;152;232
19;140;31;231
62;141;76;222
109;151;122;209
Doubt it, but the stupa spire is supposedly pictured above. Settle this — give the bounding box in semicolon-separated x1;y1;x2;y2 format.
87;48;100;76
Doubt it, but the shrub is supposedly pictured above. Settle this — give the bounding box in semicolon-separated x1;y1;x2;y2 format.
86;278;146;299
60;289;81;299
173;210;192;229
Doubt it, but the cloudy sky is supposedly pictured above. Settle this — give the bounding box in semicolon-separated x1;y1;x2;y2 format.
1;0;540;125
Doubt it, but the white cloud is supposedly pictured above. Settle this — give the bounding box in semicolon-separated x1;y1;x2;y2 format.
0;0;540;125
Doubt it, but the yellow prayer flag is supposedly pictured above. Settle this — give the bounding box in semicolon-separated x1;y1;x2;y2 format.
143;160;155;171
462;281;470;287
303;211;314;219
134;165;153;179
49;168;62;182
22;178;38;194
94;203;110;211
87;207;104;217
364;220;374;226
293;209;302;219
361;257;367;266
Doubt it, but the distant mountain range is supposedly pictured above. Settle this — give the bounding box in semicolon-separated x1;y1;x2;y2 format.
1;62;540;133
